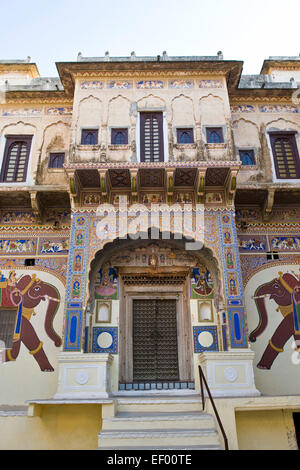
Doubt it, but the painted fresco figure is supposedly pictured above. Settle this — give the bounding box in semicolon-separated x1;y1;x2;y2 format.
96;264;118;298
250;272;300;370
192;266;213;297
1;273;62;372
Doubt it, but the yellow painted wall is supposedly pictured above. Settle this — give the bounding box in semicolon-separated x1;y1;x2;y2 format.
236;410;298;450
0;405;102;450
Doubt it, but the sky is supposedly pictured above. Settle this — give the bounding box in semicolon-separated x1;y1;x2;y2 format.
0;0;299;77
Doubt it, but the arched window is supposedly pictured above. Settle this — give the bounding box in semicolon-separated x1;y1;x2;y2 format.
239;150;256;166
81;129;98;145
177;128;194;144
49;153;65;168
0;136;32;183
206;127;224;144
111;129;128;145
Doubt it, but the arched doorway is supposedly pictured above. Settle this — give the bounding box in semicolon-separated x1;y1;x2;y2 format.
87;234;223;391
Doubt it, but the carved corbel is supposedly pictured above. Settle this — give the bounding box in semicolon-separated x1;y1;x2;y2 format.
98;170;108;203
29;191;42;223
263;188;275;221
195;169;207;204
68;174;79;209
226;169;238;205
129;169;139;204
166;169;174;204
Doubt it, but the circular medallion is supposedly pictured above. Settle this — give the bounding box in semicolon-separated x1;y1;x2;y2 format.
198;331;214;348
224;367;238;383
75;370;89;385
97;332;113;349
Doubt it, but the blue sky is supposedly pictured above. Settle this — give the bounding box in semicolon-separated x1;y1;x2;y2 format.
1;0;299;77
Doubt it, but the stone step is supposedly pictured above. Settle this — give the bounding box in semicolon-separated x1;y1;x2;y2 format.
98;428;219;448
99;444;222;450
103;411;215;430
116;397;203;414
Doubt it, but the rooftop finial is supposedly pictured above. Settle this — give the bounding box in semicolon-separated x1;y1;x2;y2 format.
104;51;110;61
131;51;136;60
217;51;223;60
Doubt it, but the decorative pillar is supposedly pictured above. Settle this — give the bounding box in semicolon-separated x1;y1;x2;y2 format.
63;212;90;351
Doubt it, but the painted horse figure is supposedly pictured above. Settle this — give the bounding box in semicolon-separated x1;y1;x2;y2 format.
250;272;300;370
1;273;62;372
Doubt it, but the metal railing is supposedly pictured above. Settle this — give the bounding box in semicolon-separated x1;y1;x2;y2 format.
198;365;229;451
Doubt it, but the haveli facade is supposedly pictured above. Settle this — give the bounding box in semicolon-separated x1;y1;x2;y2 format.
0;52;300;450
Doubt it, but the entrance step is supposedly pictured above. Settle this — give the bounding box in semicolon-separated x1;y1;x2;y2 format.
98;395;222;450
116;396;203;413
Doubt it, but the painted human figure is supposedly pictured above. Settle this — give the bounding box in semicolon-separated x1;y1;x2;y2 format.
0;273;62;371
250;272;300;370
193;266;213;297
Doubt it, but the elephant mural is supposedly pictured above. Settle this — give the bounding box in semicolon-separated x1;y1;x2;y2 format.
249;271;300;370
0;271;62;371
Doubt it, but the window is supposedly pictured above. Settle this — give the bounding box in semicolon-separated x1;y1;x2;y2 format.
81;129;98;145
25;259;35;266
266;252;279;261
49;153;65;168
0;135;32;183
177;128;194;144
206;127;224;144
269;132;300;179
111;128;128;145
140;112;164;162
239;150;256;166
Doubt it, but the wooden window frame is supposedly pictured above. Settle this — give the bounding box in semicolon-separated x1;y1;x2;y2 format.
176;128;194;144
140;112;164;163
206;127;224;144
111;128;128;145
81;129;98;145
269;131;300;180
48;152;65;169
0;135;33;183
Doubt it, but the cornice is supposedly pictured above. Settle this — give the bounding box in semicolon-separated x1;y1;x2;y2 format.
0;63;40;78
4;90;70;104
64;160;241;171
56;60;244;95
229;88;295;103
261;60;300;74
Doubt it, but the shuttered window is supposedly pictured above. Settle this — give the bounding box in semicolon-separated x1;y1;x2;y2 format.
269;132;300;179
140;112;164;162
0;136;32;183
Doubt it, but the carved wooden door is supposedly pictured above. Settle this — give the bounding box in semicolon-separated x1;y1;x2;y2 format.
132;299;179;382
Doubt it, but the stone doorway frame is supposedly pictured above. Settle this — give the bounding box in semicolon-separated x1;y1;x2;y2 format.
119;273;194;386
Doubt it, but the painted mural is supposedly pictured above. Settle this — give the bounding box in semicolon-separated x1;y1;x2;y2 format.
250;270;300;370
0;271;62;372
95;264;118;300
245;265;300;396
191;265;214;299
